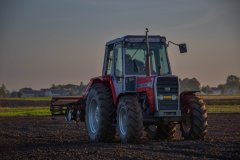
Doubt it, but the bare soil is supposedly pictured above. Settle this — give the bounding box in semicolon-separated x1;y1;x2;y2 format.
0;99;50;107
0;114;239;160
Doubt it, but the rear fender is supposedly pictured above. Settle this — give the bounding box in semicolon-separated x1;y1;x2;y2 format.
83;76;117;106
116;91;137;104
180;91;201;111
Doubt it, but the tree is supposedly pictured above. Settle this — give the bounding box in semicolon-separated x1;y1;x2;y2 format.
0;84;10;98
201;85;212;94
180;78;201;92
216;84;224;94
224;75;240;94
190;78;201;91
10;91;21;98
51;84;56;89
226;75;239;86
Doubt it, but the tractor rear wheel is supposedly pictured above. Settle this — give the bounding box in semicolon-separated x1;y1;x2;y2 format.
180;95;207;140
117;95;143;143
85;84;115;142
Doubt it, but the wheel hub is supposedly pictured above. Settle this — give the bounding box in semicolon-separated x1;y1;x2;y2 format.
95;106;99;122
65;109;73;122
119;106;127;136
89;99;99;133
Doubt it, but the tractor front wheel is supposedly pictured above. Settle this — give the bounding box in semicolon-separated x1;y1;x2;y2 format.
117;95;144;143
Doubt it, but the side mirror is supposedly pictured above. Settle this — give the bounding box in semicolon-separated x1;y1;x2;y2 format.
179;43;187;53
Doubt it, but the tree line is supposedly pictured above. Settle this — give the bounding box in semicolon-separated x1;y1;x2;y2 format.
180;75;240;94
0;75;239;98
0;82;87;98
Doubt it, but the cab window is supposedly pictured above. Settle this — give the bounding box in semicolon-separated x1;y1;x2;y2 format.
114;44;123;78
103;45;114;75
106;50;113;75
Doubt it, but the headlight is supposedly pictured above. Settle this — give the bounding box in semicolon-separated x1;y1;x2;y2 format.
172;95;177;100
158;95;164;100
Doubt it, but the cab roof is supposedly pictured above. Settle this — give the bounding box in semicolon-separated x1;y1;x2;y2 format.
106;35;166;46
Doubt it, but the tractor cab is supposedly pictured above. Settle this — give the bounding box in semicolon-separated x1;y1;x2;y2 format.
106;35;171;75
103;35;171;91
102;32;187;118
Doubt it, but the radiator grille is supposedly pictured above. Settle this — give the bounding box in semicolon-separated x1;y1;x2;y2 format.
156;76;179;110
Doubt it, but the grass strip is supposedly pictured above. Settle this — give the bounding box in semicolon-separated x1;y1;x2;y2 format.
206;105;240;113
0;105;239;117
0;106;51;116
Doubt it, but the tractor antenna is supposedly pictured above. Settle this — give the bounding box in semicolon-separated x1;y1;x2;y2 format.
145;28;151;76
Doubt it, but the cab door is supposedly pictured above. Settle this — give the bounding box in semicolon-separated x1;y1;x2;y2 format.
112;43;123;96
102;45;114;76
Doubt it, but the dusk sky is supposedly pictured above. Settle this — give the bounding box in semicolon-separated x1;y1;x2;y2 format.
0;0;239;91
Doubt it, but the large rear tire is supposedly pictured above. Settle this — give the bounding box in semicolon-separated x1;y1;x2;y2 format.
85;84;115;142
180;95;207;140
117;95;144;143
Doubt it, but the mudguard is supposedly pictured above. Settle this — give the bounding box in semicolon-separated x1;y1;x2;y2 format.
84;75;117;106
180;91;201;111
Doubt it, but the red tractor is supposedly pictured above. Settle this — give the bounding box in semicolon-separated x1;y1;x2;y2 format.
50;29;207;143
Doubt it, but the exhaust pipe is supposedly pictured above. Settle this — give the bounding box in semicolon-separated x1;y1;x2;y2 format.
145;28;151;76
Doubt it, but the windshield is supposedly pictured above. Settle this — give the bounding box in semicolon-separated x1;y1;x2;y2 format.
125;42;170;75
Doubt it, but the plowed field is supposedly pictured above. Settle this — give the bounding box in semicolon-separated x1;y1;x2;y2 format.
0;114;239;160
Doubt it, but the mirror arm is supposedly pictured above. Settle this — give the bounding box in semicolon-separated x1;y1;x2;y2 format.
167;41;179;47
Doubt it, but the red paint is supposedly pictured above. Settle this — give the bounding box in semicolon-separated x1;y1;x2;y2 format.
109;77;117;105
84;75;117;106
84;76;157;112
136;76;153;84
136;77;155;113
